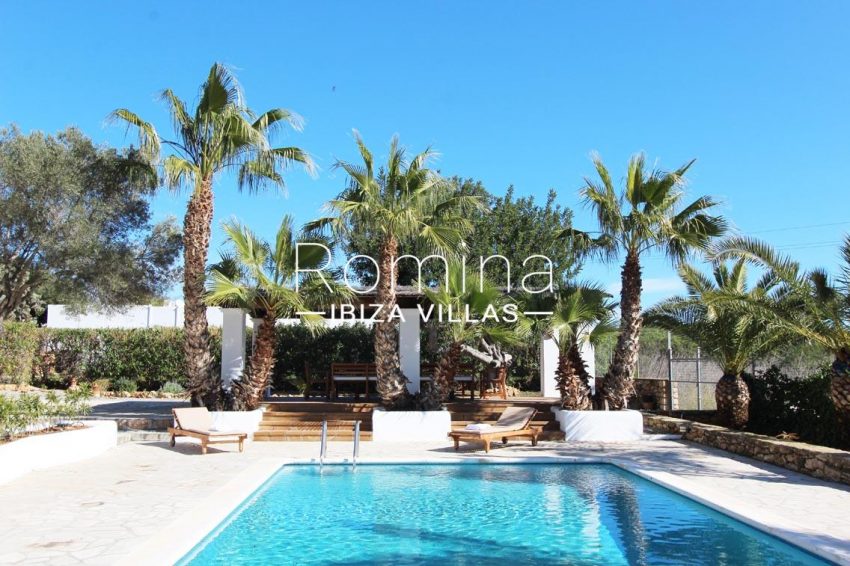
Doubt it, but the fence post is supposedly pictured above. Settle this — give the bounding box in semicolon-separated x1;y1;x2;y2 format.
666;331;674;413
696;346;702;411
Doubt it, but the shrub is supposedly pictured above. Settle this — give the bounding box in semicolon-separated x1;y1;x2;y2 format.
160;381;185;395
271;324;374;392
112;378;138;393
87;328;188;390
0;323;40;385
39;329;103;385
29;327;222;391
0;387;91;441
744;365;839;448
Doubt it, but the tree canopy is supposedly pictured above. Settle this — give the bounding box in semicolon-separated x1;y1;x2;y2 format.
339;179;578;287
0;126;182;320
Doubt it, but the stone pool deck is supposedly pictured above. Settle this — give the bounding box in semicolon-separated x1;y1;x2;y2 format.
1;437;849;565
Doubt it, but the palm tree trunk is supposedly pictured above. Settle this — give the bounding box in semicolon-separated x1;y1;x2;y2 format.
602;249;641;410
830;358;850;445
232;313;277;411
715;373;750;428
432;342;462;404
183;178;219;407
558;345;592;410
375;235;408;409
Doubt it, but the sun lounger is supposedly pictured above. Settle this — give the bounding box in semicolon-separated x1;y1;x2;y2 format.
448;406;540;453
167;407;247;455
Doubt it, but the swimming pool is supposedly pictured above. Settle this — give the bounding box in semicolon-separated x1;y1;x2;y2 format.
179;464;829;565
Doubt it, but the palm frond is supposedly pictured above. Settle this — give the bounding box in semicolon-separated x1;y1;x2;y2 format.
108;109;161;162
198;63;243;116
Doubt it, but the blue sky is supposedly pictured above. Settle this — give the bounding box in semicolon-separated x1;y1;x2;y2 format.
2;1;849;306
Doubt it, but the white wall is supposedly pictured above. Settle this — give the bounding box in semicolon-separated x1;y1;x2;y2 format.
220;309;246;389
540;336;560;398
398;309;421;393
46;304;225;329
0;421;117;486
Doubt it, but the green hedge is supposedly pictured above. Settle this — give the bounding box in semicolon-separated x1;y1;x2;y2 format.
86;328;203;390
270;324;374;392
0;323;40;385
265;323;540;393
1;320;541;393
744;366;840;448
0;323;221;390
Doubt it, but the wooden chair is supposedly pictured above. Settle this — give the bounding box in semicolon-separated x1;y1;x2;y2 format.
329;362;377;400
480;366;508;400
168;408;247;455
448;407;540;453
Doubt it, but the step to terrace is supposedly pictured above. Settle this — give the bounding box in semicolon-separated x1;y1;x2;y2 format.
257;401;375;442
257;399;565;442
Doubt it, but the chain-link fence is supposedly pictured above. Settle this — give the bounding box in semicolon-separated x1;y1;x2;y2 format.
597;331;830;412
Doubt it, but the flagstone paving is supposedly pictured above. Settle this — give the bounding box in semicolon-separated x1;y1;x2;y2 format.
1;437;849;565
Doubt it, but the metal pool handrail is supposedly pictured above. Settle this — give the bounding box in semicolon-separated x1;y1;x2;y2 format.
353;420;361;467
319;419;328;466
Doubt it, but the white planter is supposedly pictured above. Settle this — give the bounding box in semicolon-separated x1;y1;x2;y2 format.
0;420;117;486
208;409;264;439
372;408;452;442
554;408;644;441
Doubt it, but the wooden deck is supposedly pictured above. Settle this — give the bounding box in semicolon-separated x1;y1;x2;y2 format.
255;398;564;442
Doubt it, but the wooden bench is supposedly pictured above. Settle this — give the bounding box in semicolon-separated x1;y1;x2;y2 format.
329;362;377;400
420;363;478;399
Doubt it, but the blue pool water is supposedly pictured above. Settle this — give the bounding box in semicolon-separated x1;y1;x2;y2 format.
180;464;828;565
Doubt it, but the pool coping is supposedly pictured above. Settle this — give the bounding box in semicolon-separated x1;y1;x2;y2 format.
127;454;848;566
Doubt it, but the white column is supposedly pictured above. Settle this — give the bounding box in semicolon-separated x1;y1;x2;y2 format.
399;308;421;394
540;338;561;397
220;308;246;390
540;334;559;398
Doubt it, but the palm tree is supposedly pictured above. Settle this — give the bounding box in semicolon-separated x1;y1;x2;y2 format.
710;236;850;432
645;259;793;428
575;153;726;409
550;286;618;410
807;239;850;428
110;64;312;407
419;263;511;408
206;216;349;410
306;133;483;409
518;285;617;410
